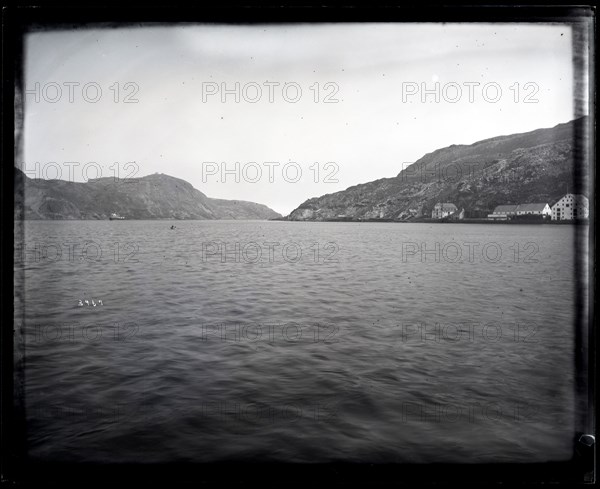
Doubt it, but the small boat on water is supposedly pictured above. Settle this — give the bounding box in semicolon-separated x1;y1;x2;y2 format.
109;212;125;220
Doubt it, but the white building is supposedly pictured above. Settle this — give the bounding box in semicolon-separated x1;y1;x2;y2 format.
488;204;519;220
551;194;589;220
515;203;551;217
488;203;551;220
431;203;457;219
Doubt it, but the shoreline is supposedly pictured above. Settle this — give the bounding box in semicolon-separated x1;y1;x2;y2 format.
271;218;589;225
14;217;589;225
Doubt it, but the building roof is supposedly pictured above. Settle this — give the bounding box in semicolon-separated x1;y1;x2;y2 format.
434;203;457;210
552;194;589;207
493;204;519;213
516;203;549;212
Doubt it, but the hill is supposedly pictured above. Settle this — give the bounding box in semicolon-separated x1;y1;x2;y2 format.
287;117;589;221
14;170;282;220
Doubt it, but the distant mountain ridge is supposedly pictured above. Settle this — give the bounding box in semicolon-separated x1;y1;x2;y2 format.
14;170;282;220
287;117;589;221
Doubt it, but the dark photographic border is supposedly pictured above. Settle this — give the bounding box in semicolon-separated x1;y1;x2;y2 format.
2;2;595;486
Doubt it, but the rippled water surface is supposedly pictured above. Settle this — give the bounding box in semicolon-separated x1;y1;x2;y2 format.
14;220;585;463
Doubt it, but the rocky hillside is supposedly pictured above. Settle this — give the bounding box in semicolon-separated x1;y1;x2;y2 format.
14;170;281;220
288;117;589;221
208;198;283;220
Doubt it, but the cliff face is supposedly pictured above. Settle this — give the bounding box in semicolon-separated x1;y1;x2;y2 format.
288;117;589;221
14;171;282;220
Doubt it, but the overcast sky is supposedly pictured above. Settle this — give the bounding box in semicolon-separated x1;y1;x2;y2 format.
22;23;576;215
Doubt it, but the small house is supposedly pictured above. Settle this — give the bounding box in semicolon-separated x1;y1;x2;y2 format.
431;203;458;219
448;208;465;221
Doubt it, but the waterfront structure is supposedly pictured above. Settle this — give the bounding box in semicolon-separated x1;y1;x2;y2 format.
488;203;551;220
515;203;551;217
551;194;589;220
431;203;458;219
448;208;465;220
487;204;519;220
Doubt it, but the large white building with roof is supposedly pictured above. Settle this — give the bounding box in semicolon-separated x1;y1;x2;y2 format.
487;204;519;220
515;203;551;216
488;203;551;220
551;194;589;220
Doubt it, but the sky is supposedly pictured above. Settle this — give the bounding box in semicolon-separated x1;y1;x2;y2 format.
21;23;577;216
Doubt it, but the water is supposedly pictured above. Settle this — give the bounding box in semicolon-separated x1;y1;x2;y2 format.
14;220;584;463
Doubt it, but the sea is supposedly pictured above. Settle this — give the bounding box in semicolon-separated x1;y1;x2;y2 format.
13;220;587;463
